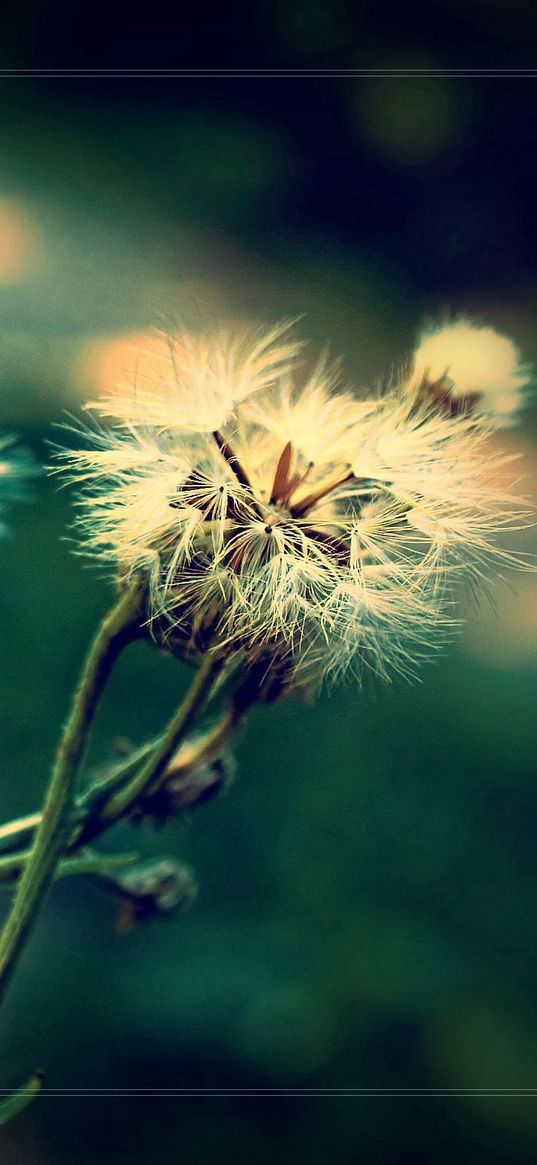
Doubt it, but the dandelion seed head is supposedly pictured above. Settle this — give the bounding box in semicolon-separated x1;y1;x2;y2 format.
57;321;532;689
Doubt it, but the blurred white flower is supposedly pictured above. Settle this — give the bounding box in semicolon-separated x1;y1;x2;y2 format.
0;434;35;534
409;319;531;425
56;323;531;688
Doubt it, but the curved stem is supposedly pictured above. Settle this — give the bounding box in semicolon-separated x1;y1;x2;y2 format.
0;848;140;886
0;699;241;864
0;1070;43;1127
0;578;145;1007
0;812;42;851
81;650;226;838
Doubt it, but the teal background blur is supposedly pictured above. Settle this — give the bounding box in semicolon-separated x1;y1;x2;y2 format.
2;11;537;1162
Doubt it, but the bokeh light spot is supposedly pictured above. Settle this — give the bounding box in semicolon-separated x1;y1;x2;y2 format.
0;198;40;284
356;75;465;165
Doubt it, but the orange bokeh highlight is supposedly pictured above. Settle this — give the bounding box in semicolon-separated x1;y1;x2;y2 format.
461;429;537;667
75;307;248;402
76;330;167;400
0;198;39;284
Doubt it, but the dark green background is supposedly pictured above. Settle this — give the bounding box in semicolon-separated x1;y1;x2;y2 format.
2;13;537;1161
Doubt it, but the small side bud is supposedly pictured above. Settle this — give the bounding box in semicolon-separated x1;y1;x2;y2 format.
135;753;235;825
111;859;198;934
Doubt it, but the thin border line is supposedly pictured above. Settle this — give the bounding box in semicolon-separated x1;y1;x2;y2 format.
1;69;537;78
4;1088;537;1097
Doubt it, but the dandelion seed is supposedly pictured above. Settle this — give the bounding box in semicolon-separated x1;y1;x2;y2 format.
56;321;532;688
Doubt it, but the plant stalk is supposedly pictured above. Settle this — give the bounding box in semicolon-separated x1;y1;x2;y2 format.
82;650;226;837
0;697;241;870
0;578;145;1006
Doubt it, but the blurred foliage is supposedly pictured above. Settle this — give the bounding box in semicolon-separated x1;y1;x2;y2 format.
1;15;537;1163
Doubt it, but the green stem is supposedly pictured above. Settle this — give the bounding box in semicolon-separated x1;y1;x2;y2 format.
0;578;145;1007
0;812;42;852
0;747;157;857
0;848;139;885
80;650;226;839
0;1071;43;1127
0;699;240;867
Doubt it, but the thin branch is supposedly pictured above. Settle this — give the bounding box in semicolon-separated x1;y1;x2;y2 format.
0;702;241;862
0;576;146;1008
0;812;42;850
0;848;139;886
77;650;226;841
0;1071;43;1127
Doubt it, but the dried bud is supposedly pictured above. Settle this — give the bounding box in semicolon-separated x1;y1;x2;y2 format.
112;859;197;934
135;753;235;826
